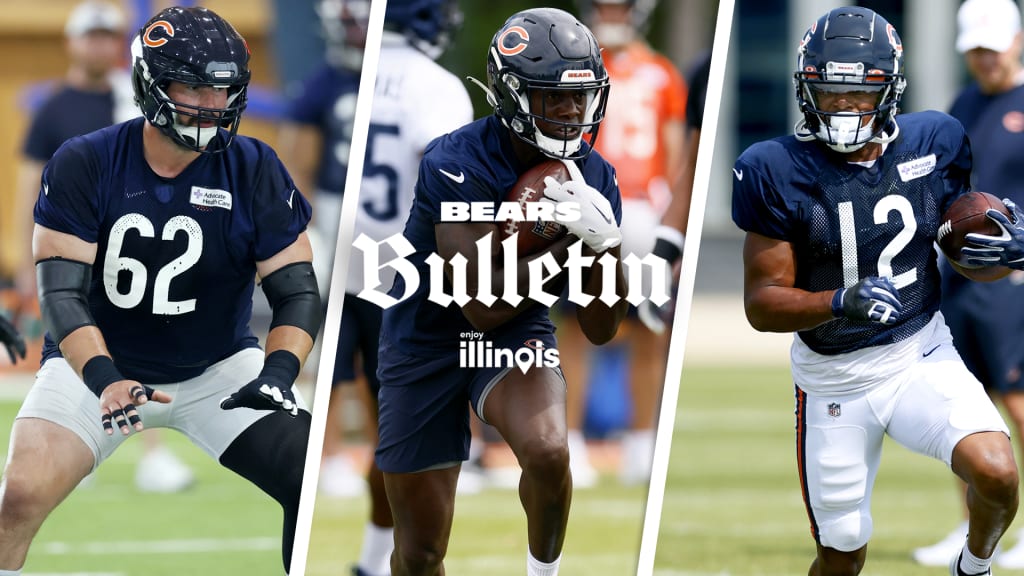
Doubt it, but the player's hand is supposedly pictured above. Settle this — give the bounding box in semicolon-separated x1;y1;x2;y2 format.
98;381;171;436
831;276;902;325
220;376;298;417
962;198;1024;270
0;315;26;365
540;159;621;253
638;230;686;334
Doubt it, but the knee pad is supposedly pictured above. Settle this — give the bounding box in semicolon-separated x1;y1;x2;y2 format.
819;511;872;552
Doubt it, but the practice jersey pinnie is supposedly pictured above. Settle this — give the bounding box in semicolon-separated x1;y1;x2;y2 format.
35;117;312;383
732;110;970;355
285;64;360;196
381;115;622;356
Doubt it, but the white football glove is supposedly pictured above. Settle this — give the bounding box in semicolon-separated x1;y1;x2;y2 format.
541;159;621;253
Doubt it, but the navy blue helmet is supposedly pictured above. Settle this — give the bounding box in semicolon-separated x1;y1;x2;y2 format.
482;7;610;160
793;6;906;153
130;6;250;153
384;0;462;59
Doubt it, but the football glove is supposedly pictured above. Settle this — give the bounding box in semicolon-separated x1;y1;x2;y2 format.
0;315;25;365
962;198;1024;270
220;350;300;417
831;276;902;325
541;159;621;253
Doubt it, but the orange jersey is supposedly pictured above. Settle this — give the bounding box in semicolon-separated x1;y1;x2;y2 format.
595;42;687;206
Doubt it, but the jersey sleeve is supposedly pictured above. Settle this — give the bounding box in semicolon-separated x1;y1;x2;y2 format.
684;53;711;131
416;147;493;223
22;99;62;162
731;148;793;240
409;71;474;152
33;138;103;243
284;67;331;125
660;56;687;123
252;150;313;261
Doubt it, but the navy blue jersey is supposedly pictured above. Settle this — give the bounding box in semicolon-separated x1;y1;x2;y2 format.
284;64;360;195
732;111;971;355
35;117;312;383
23;86;115;162
381;115;622;356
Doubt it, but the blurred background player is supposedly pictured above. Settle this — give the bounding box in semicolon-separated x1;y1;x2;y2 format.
913;0;1024;568
278;0;367;500
12;0;194;495
348;0;474;574
637;50;709;331
561;0;686;487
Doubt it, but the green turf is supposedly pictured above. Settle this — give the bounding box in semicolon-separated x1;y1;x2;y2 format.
0;401;284;576
305;471;648;575
653;365;988;576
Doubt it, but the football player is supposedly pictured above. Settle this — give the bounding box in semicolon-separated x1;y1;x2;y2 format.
317;0;474;574
374;8;626;576
0;7;318;575
278;0;366;501
915;0;1024;568
733;7;1018;576
561;0;687;487
14;0;196;496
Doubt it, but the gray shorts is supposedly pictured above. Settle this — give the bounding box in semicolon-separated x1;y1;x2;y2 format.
16;348;308;470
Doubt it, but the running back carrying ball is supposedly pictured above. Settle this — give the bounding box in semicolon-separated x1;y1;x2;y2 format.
500;159;569;255
937;191;1013;281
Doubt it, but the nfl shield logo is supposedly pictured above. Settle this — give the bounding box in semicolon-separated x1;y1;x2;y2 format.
827;402;841;418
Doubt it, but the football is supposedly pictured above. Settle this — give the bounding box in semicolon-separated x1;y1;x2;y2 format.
499;160;569;256
937;191;1013;282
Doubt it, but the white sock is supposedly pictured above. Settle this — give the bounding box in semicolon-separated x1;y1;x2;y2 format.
959;543;992;575
0;568;22;575
526;551;560;576
357;522;394;576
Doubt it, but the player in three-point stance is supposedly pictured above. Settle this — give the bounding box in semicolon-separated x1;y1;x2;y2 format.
733;7;1024;576
374;8;626;576
0;7;319;574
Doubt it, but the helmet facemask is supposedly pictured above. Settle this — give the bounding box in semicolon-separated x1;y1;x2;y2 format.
794;70;903;153
483;46;610;160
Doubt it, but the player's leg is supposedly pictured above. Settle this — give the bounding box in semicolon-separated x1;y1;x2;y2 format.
383;467;459;576
622;318;668;485
886;334;1016;576
321;294;368;499
375;350;474;576
352;297;393;576
169;348;310;574
797;385;885;575
481;366;570;570
620;198;668;485
0;358;138;571
554;307;598;488
914;285;987;566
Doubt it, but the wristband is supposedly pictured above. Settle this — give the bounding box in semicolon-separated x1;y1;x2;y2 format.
260;349;301;385
652;225;685;266
82;355;124;397
830;288;846;318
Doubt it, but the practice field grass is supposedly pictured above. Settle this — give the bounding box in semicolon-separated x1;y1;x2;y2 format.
0;400;284;576
653;365;1003;576
305;468;648;575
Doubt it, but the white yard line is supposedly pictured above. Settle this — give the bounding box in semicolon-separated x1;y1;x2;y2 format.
38;537;278;555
